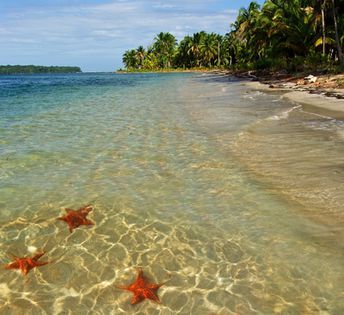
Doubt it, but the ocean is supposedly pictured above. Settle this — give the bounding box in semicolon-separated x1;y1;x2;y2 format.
0;72;343;314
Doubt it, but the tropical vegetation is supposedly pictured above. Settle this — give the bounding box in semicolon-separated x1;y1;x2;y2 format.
122;0;344;72
0;65;82;75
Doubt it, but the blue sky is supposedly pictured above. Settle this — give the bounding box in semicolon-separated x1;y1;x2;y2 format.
0;1;264;71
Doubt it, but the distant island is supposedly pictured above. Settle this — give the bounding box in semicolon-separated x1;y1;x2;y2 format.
0;65;82;75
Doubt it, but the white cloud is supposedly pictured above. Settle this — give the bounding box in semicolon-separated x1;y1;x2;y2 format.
91;30;123;38
0;0;238;71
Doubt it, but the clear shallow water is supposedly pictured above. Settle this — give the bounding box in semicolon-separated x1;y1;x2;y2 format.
0;73;343;314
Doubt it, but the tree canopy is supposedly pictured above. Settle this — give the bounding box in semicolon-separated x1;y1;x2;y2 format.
0;65;82;75
122;0;344;72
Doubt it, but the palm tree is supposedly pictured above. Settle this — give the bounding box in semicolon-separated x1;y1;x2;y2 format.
142;52;159;70
232;2;262;64
321;0;327;56
222;32;238;66
153;32;177;68
122;49;138;69
187;32;206;67
122;0;344;71
331;0;344;65
199;33;218;67
213;34;223;66
136;46;146;69
262;0;317;59
176;35;193;68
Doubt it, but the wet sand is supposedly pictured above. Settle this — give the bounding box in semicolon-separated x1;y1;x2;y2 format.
237;79;344;231
245;80;344;119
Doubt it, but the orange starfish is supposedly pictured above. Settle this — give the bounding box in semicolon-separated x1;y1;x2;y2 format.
4;252;49;275
117;268;166;304
58;205;94;233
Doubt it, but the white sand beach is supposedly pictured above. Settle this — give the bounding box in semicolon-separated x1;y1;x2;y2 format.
245;80;344;119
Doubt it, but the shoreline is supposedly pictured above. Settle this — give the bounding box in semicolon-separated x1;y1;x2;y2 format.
115;68;223;74
232;79;344;231
119;68;344;118
243;77;344;119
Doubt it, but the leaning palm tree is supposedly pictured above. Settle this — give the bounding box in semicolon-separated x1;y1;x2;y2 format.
263;0;316;59
233;2;262;64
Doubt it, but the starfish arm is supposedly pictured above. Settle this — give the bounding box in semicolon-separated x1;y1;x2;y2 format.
147;283;164;290
22;266;30;275
82;219;94;226
32;252;45;261
79;205;93;217
70;219;81;230
144;289;161;303
118;269;164;305
34;261;49;267
4;261;20;270
116;284;131;291
57;216;67;222
131;294;144;305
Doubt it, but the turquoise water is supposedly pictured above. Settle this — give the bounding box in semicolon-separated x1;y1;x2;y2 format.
0;73;343;314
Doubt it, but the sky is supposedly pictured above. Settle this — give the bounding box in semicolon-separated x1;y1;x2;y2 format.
0;0;264;72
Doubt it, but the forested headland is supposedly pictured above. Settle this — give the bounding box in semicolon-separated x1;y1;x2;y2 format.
0;65;82;75
122;0;344;73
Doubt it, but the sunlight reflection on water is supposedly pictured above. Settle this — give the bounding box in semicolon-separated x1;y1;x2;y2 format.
0;73;343;314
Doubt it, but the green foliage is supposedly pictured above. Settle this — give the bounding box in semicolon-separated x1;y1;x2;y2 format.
153;32;177;68
121;0;344;72
122;31;225;71
255;58;274;70
287;56;306;72
0;65;81;74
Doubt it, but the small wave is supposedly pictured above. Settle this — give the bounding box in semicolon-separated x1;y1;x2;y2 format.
266;105;301;121
303;117;344;140
242;91;265;99
272;97;282;102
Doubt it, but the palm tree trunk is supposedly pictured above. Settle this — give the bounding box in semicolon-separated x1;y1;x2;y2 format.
321;0;326;56
331;0;344;65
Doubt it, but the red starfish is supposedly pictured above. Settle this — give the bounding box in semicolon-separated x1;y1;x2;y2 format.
117;268;166;304
4;252;49;275
58;205;94;233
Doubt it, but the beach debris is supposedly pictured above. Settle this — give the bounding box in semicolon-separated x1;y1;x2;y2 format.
4;252;49;275
117;268;166;304
304;75;317;83
58;205;94;233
